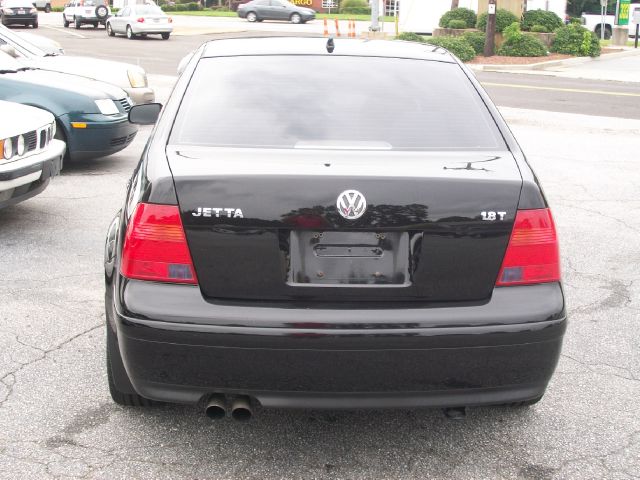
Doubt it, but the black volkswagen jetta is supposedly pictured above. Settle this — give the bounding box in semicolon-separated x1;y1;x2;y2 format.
105;37;566;420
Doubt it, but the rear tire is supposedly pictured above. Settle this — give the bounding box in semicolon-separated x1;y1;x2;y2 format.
32;20;38;28
161;32;170;40
107;22;114;36
246;11;257;22
126;24;135;39
595;24;612;40
92;22;98;28
44;4;51;13
74;16;81;29
95;4;108;20
290;12;301;24
106;331;153;407
63;15;69;27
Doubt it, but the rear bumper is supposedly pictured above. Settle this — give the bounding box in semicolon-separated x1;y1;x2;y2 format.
112;280;566;408
0;139;64;208
2;14;37;24
130;23;173;34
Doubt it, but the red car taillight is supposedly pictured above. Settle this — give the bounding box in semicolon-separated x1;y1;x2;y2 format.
137;17;145;22
496;208;560;286
121;203;197;284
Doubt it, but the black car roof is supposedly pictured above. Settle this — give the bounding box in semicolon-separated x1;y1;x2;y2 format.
200;37;457;63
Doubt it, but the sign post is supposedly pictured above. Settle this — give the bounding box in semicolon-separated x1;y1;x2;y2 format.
600;0;608;41
484;0;497;57
634;9;640;48
616;0;631;25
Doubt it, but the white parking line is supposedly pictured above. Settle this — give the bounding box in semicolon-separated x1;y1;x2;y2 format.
43;25;87;39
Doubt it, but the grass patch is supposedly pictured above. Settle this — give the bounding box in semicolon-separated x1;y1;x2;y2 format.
170;10;237;16
600;39;637;47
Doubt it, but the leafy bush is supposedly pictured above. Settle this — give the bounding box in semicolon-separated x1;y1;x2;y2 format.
476;8;519;33
502;21;523;43
396;32;426;43
447;19;468;29
462;31;485;54
531;24;549;33
439;7;477;29
186;2;202;11
522;9;563;32
498;34;548;57
424;36;476;62
339;0;370;14
551;24;601;57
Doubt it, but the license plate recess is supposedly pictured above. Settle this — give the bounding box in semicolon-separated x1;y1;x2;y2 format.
288;231;410;286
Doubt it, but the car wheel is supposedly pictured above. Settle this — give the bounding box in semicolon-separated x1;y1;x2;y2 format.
95;4;108;20
92;22;98;28
594;25;612;40
290;12;301;24
106;22;114;36
246;11;257;22
32;20;38;28
74;16;81;29
44;4;51;13
63;14;69;27
126;24;135;39
161;32;170;40
106;325;153;407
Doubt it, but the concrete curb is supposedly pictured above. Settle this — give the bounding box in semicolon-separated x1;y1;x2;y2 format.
468;47;640;72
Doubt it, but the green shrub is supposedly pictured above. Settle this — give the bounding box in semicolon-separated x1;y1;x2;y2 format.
551;24;601;57
339;0;370;15
531;24;549;33
447;19;468;29
439;7;477;29
502;21;523;43
186;2;202;11
161;4;176;11
396;32;426;43
522;9;563;32
462;31;485;54
476;8;519;33
424;36;476;62
498;34;548;57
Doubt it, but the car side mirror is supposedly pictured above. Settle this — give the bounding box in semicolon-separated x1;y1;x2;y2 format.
129;103;162;125
0;44;17;58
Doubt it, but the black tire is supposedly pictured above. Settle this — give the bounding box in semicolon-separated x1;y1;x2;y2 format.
290;12;301;24
106;327;153;407
126;24;135;39
44;4;51;13
63;15;69;27
92;22;98;28
595;25;612;40
106;22;114;36
95;4;108;20
54;120;69;164
502;395;543;408
32;20;38;28
161;32;170;40
246;11;257;22
74;16;81;29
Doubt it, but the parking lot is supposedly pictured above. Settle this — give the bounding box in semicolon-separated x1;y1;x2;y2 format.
1;14;639;479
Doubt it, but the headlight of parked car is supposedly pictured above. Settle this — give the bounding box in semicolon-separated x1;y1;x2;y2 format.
127;69;148;88
95;99;120;115
2;8;14;14
1;137;14;161
30;7;37;13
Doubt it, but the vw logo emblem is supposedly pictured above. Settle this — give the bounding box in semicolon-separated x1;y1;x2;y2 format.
337;190;367;220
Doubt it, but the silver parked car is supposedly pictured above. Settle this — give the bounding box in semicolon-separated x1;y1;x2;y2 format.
106;4;173;40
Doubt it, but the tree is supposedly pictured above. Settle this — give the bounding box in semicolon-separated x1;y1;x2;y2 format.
451;0;459;8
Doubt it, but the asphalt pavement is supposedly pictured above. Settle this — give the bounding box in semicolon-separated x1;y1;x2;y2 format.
0;13;639;480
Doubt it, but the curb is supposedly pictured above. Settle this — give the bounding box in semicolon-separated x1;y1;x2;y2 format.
468;47;640;72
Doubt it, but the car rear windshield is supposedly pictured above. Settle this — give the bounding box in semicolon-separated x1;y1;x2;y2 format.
135;5;163;15
170;56;507;151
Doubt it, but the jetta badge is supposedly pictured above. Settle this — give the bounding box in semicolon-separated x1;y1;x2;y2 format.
337;190;367;220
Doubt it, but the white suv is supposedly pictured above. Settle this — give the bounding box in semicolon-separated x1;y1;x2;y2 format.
63;0;110;29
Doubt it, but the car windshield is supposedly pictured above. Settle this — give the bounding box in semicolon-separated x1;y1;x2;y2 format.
170;56;507;151
0;25;46;58
2;0;32;7
134;5;164;15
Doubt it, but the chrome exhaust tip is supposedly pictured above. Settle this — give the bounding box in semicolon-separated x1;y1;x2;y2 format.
205;394;227;420
230;396;253;422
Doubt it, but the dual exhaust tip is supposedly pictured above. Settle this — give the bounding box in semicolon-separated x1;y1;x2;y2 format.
205;394;253;422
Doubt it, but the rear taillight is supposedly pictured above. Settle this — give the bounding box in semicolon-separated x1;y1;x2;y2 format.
168;16;173;23
121;203;197;284
496;208;560;286
137;17;145;22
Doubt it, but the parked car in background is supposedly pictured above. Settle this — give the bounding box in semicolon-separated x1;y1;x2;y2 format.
0;24;154;103
31;0;52;13
0;100;65;208
104;37;566;419
0;51;138;161
581;3;640;39
237;0;315;24
1;0;38;28
63;0;110;29
107;4;173;40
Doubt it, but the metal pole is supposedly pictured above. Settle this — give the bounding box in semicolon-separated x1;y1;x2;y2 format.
484;0;497;57
394;0;399;37
601;3;606;41
370;0;380;32
635;23;639;48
